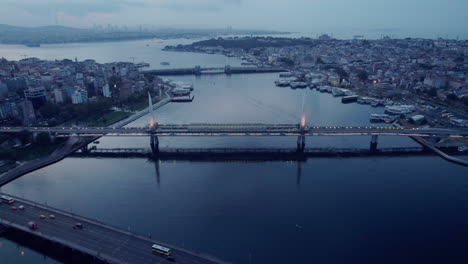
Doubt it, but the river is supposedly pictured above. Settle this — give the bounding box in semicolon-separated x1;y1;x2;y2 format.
0;40;467;264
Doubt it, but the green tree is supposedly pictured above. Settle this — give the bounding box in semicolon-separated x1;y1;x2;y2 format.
427;87;437;97
17;130;32;145
357;70;368;81
39;103;60;119
35;132;51;146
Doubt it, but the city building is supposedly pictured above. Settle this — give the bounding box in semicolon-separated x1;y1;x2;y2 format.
18;100;36;125
54;87;66;103
103;84;111;98
24;86;47;109
71;89;88;104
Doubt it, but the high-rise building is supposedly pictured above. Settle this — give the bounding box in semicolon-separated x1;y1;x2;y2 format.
54;87;65;103
0;100;14;120
103;84;111;98
24;86;47;109
19;100;36;125
71;89;88;104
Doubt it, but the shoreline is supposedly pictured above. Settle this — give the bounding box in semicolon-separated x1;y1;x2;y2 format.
0;89;173;187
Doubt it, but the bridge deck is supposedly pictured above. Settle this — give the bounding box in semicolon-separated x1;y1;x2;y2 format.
0;193;227;264
1;125;467;138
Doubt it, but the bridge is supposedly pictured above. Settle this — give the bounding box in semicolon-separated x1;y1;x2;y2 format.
72;146;441;161
1;124;466;153
141;65;287;76
0;193;228;264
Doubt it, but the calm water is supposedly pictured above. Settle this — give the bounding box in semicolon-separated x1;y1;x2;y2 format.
1;40;468;264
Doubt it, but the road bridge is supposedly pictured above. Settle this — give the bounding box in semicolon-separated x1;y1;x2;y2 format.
0;193;228;264
1;124;466;154
1;124;466;138
141;66;287;76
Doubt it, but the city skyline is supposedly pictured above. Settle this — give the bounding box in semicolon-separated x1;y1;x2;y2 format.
1;0;468;39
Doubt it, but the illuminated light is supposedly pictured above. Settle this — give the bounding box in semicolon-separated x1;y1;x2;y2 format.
300;113;306;128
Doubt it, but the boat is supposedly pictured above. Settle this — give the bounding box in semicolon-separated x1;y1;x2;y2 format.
370;114;396;123
279;72;293;78
385;105;415;115
135;62;150;68
275;80;290;87
172;88;191;96
331;87;346;97
160;62;170;66
341;95;358;103
172;95;194;102
290;82;308;89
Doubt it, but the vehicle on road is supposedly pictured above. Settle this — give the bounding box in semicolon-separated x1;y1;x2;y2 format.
28;221;38;230
73;223;83;229
49;215;56;219
18;205;24;210
39;215;46;219
11;206;17;210
1;195;15;204
152;244;172;256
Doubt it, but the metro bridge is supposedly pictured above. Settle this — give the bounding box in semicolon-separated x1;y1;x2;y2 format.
141;65;287;76
0;124;467;153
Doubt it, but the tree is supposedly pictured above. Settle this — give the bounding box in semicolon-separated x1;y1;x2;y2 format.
427;87;437;97
35;132;51;146
357;70;368;81
17;130;32;145
39;103;60;119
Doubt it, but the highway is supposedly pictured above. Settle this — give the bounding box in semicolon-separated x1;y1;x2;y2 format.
0;193;227;264
0;124;467;138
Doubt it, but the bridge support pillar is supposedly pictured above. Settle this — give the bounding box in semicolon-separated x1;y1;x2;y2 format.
370;135;378;152
150;134;159;155
297;136;305;152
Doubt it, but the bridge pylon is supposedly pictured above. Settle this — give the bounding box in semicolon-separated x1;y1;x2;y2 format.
150;133;159;155
370;135;378;152
297;136;306;153
224;65;232;75
194;65;202;75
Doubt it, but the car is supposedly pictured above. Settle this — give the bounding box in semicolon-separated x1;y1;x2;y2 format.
18;205;25;210
49;215;56;219
39;215;46;219
11;206;17;211
73;223;83;229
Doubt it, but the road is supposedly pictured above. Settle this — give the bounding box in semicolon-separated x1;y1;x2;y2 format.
0;125;467;138
0;137;88;187
0;194;227;264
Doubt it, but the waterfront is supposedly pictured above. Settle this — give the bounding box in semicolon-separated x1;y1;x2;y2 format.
1;40;468;264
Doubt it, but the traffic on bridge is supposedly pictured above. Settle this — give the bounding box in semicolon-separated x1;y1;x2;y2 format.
0;194;228;264
0;124;467;138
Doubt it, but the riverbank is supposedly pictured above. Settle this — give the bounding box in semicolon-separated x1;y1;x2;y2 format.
0;88;173;186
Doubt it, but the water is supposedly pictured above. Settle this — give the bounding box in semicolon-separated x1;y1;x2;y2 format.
1;40;467;264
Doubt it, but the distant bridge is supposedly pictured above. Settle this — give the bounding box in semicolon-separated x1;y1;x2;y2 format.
141;65;287;76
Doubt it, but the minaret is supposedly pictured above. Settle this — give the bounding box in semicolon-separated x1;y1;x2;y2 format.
148;92;155;127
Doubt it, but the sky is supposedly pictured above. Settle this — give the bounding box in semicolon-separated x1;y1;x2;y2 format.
1;0;467;38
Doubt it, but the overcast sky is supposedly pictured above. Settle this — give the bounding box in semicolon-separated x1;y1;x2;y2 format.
1;0;467;38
